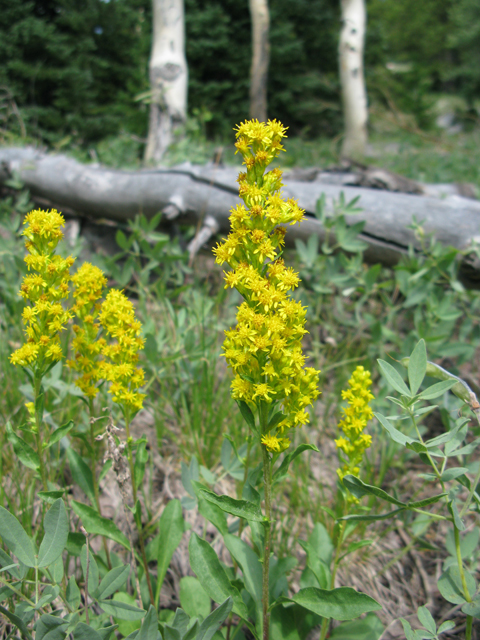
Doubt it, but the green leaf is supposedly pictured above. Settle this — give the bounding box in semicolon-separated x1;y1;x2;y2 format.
0;505;36;567
417;606;436;635
441;467;468;482
329;613;384;639
35;613;68;640
224;533;262;607
407;493;447;508
288;586;381;620
197;598;233;640
236;400;256;432
81;544;99;595
179;576;211;620
267;411;286;430
340;508;405;523
342;475;405;507
66;532;86;556
98;599;146;621
374;412;415;446
188;533;248;621
73;623;103;640
72;501;129;549
66;576;81;610
38;499;69;568
46;421;74;449
67;448;97;507
6;424;40;471
417;379;457;400
0;604;33;640
136;605;158;640
462;597;480;619
37;491;65;504
273;443;319;484
437;566;476;604
95;565;130;600
198;497;228;536
378;360;411;397
407;340;427;396
134;439;149;489
152;499;184;608
198;487;264;523
399;618;416;640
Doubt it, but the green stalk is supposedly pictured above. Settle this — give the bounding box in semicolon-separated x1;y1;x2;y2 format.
261;444;272;640
89;399;112;569
33;374;48;491
125;414;154;605
454;526;473;640
319;519;347;640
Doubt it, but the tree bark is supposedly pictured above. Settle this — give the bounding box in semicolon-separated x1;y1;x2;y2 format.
339;0;368;159
2;146;480;285
145;0;188;164
249;0;270;122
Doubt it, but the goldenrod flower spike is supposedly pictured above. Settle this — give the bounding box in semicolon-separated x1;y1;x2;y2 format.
214;120;320;452
67;262;108;398
98;289;146;415
335;366;374;483
10;209;75;374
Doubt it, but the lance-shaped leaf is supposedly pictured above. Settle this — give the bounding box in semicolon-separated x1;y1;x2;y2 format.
67;448;97;507
189;533;248;621
136;605;158;640
342;475;405;507
37;499;69;568
286;586;381;620
6;423;40;471
45;420;74;449
72;501;129;549
0;505;36;567
224;533;262;623
0;604;33;640
374;413;415;447
98;599;146;620
377;360;411;397
340;508;405;523
407;339;427;396
273;443;319;485
438;566;476;605
151;499;184;608
95;564;130;600
197;486;264;523
197;597;233;640
417;379;457;401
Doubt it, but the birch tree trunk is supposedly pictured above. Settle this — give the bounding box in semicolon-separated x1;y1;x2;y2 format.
339;0;368;159
144;0;188;164
249;0;270;122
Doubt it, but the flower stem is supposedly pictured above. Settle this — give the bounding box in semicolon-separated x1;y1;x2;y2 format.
125;415;154;605
34;375;48;491
454;525;473;640
319;519;347;640
261;444;272;640
89;399;111;569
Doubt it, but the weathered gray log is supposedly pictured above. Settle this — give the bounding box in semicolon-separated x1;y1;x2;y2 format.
1;146;480;281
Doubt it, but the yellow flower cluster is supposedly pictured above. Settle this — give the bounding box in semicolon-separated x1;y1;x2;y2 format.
98;289;146;414
10;209;75;372
213;120;320;453
67;263;108;398
335;366;374;481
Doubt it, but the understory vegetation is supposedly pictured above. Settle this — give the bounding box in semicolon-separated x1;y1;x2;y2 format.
0;121;480;639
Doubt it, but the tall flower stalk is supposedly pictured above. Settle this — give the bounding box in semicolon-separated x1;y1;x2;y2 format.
213;119;320;639
10;209;75;490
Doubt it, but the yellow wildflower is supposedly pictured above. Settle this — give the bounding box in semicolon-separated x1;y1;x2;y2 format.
336;366;374;484
10;209;74;374
98;289;146;415
214;120;320;451
67;263;108;398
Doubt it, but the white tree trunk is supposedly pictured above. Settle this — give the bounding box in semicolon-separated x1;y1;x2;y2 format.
339;0;368;159
249;0;270;122
145;0;188;164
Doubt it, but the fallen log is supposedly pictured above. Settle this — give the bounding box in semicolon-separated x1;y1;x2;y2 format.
1;146;480;285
